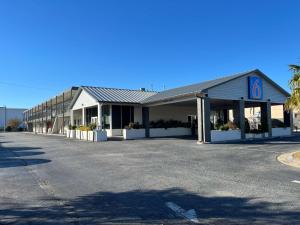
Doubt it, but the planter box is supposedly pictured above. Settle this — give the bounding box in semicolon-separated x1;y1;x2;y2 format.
81;131;88;140
149;127;191;138
106;129;122;137
87;131;94;141
211;130;241;142
74;130;107;142
70;130;76;138
272;127;291;137
246;133;269;139
123;129;145;140
67;130;71;138
76;130;81;139
67;129;76;138
94;130;108;142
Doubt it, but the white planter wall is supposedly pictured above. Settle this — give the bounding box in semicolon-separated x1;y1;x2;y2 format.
94;130;107;142
106;129;122;137
88;131;94;141
211;130;241;142
76;130;81;139
123;129;145;140
272;127;291;137
81;131;88;140
245;133;269;139
70;129;107;142
149;127;191;137
67;130;76;138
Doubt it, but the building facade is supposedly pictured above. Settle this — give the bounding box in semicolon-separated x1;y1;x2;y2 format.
23;87;79;134
24;69;293;142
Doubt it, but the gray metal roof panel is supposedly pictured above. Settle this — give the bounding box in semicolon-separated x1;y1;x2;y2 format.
81;86;157;103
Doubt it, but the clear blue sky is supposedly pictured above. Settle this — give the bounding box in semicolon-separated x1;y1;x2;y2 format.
0;0;299;108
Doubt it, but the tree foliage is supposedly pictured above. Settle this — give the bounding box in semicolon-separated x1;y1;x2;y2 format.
285;64;300;110
7;118;21;129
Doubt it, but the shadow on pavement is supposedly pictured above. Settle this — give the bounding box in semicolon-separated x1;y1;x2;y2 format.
211;135;300;145
0;188;299;224
0;143;50;169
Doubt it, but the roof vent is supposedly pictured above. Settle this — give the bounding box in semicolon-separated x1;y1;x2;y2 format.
140;88;146;92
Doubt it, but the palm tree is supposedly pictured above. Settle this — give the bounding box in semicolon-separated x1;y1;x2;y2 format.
285;64;300;110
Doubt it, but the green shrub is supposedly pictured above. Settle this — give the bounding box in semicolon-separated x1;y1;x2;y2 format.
215;118;224;130
68;125;77;130
272;119;285;128
88;123;97;131
5;126;12;132
78;125;90;131
125;122;144;129
149;120;189;129
219;124;229;131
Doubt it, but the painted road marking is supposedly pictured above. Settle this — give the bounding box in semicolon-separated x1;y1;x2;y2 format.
291;180;300;184
165;202;199;223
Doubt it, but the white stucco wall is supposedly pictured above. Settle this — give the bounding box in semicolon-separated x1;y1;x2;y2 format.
149;105;196;122
207;72;287;103
72;90;98;110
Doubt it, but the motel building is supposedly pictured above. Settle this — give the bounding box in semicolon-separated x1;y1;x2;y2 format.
24;69;293;143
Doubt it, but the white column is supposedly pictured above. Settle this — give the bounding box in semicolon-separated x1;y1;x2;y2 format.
82;107;86;126
109;105;112;130
202;97;211;143
197;97;203;143
97;103;102;129
70;110;74;126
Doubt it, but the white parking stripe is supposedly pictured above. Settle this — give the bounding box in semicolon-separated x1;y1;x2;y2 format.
291;180;300;184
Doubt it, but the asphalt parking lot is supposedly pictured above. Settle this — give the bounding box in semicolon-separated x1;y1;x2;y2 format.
0;133;299;224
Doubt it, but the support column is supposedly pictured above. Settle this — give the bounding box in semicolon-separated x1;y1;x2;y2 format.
197;97;203;143
284;109;293;133
70;110;74;126
50;99;53;129
238;99;245;140
109;105;112;130
34;107;37;133
267;101;272;137
261;101;272;137
41;104;44;133
97;103;102;129
142;107;150;138
202;97;211;143
223;109;228;124
45;102;48;133
62;93;65;135
55;96;58;117
82;107;86;126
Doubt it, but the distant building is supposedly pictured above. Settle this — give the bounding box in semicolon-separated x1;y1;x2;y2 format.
0;107;27;129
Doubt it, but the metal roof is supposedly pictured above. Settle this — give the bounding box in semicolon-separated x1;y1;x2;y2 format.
142;69;290;104
81;86;157;104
